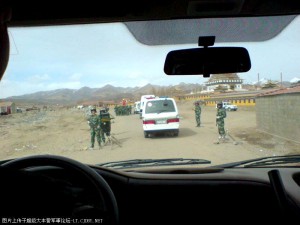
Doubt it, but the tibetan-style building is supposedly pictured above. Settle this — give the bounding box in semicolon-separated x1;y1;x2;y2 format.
205;73;243;92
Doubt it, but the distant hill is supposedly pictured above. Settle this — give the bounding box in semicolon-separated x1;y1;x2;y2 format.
2;83;204;105
3;80;293;105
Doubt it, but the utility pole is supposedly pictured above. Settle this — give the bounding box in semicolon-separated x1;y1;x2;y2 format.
257;73;260;90
280;72;283;87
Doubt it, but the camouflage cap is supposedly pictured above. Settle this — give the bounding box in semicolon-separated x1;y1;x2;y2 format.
194;100;202;105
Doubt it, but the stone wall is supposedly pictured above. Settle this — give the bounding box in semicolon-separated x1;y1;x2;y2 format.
256;93;300;143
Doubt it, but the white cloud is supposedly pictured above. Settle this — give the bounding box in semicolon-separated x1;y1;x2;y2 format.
27;74;50;83
46;81;82;90
290;77;300;83
136;79;151;87
0;78;82;98
69;73;83;81
0;79;38;97
128;71;142;79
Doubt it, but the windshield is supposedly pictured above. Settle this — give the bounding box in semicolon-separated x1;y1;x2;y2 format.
145;100;175;114
0;16;300;168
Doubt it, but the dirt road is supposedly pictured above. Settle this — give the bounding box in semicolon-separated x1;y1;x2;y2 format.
0;102;299;166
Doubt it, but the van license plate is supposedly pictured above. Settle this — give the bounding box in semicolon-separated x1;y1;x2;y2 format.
156;120;167;124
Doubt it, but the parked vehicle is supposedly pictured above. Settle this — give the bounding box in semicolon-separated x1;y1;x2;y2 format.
133;101;140;114
142;97;180;138
216;101;238;111
139;95;155;119
16;107;22;113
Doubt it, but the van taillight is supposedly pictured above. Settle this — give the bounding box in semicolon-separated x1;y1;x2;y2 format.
167;118;179;123
143;120;156;124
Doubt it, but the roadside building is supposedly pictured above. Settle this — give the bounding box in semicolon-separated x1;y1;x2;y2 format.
204;90;263;107
0;101;16;115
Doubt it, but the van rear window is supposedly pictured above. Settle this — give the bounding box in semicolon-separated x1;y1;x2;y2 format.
145;100;175;114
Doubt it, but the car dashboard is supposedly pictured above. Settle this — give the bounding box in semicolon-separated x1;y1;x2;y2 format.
2;162;299;224
99;166;300;224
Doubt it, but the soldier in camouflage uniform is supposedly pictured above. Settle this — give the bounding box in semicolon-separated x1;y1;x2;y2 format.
193;102;201;127
99;108;112;144
87;107;102;148
216;102;227;139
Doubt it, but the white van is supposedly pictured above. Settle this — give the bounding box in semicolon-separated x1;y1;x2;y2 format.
133;101;140;114
142;97;180;138
139;95;155;118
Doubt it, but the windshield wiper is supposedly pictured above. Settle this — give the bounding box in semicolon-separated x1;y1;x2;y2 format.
97;158;211;169
156;110;170;114
213;154;300;168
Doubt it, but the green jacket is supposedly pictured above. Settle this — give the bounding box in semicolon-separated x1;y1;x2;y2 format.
194;105;201;115
88;114;101;129
216;108;226;121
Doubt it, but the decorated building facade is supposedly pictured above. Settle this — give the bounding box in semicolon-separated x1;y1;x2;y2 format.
205;73;243;92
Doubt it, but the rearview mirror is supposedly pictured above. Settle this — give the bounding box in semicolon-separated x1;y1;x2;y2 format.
164;47;251;77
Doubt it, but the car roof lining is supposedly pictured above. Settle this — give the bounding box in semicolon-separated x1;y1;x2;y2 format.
3;0;300;27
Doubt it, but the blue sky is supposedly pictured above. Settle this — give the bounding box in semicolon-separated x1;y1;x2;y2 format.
1;16;300;98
